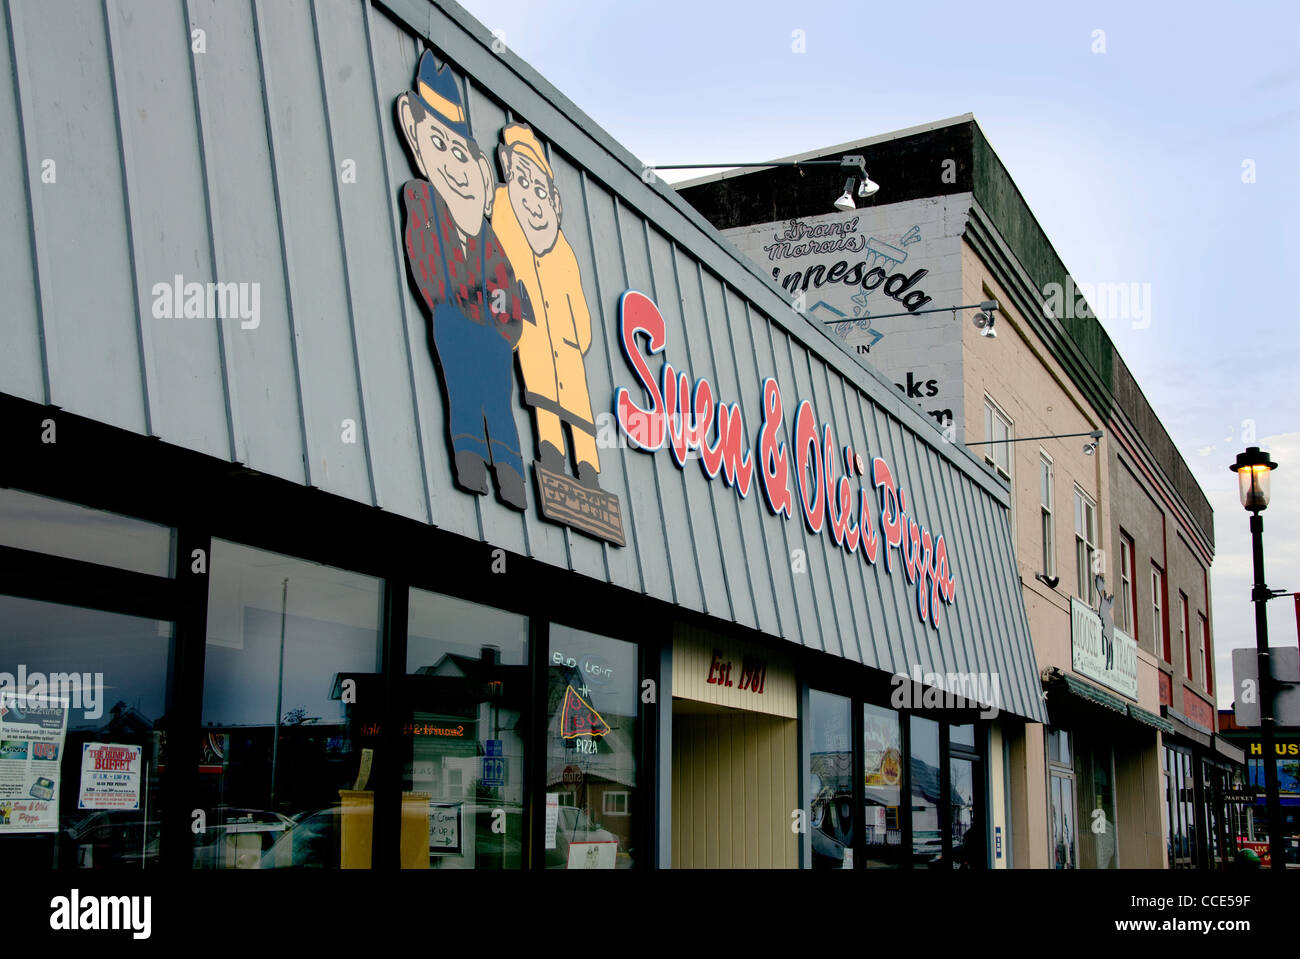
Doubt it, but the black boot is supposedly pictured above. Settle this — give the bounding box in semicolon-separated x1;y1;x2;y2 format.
538;441;565;475
495;463;528;511
454;451;489;494
576;461;600;491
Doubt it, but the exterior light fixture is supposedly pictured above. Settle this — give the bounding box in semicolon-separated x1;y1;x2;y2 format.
825;299;1000;332
966;428;1103;452
647;154;879;214
1231;446;1276;511
1230;445;1287;869
834;178;857;212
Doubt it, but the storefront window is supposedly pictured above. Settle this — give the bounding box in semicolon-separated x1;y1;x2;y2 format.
1048;726;1076;868
404;589;527;869
0;487;173;577
808;690;852;868
545;626;637;868
0;594;172;869
197;540;381;869
861;702;902;868
910;716;941;867
949;756;977;868
1074;739;1117;869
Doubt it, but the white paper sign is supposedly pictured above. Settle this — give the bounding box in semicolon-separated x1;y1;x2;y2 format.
78;743;142;811
544;793;559;850
566;840;617;869
0;695;69;833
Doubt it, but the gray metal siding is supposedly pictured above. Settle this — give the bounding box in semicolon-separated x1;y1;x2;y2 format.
0;0;1045;722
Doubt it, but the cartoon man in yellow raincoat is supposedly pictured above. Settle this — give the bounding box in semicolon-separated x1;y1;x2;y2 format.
491;123;602;490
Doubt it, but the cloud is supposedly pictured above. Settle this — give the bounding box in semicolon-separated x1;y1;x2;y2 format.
1211;431;1300;709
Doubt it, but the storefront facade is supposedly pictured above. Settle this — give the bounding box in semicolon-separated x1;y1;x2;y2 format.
0;0;1045;870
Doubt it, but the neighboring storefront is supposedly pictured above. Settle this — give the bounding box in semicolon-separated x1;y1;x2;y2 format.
1218;711;1299;868
0;0;1044;870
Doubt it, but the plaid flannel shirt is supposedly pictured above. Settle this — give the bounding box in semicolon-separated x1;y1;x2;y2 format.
402;179;526;347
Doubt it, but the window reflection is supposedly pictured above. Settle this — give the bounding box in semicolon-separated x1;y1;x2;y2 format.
862;702;901;867
910;716;941;867
198;540;381;869
0;487;173;576
545;626;637;869
404;590;527;869
0;594;171;869
809;691;852;869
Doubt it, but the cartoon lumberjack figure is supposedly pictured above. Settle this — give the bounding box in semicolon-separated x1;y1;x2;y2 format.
491;123;602;490
396;51;531;510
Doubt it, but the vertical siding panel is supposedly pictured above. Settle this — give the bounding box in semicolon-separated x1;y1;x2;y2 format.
565;170;639;589
10;0;147;433
640;224;702;613
612;200;673;598
670;714;680;867
703;713;717;868
800;356;852;660
814;359;866;663
744;712;759;869
0;0;47;404
695;266;758;630
186;0;306;484
720;287;780;636
691;714;706;869
717;714;733;869
770;329;826;654
668;247;732;620
843;384;891;670
255;0;370;502
870;407;913;677
110;0;236;459
314;0;436;521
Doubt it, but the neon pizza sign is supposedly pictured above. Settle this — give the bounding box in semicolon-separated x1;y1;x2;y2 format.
613;290;956;631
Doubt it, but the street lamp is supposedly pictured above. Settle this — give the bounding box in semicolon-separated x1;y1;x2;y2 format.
1230;446;1286;870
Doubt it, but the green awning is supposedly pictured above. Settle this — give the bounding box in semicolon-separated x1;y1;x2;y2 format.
1059;673;1129;715
1128;704;1175;733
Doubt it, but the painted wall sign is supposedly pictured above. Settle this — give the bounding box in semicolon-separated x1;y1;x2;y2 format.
1070;596;1138;700
706;648;769;693
723;199;970;432
395;51;624;545
1182;689;1214;730
615;291;957;631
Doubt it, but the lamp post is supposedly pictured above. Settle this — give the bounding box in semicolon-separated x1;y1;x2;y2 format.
1230;446;1285;870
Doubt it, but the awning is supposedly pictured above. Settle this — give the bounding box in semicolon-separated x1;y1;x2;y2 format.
1057;673;1129;715
1128;704;1174;733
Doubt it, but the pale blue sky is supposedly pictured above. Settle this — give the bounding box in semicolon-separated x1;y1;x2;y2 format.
460;0;1300;707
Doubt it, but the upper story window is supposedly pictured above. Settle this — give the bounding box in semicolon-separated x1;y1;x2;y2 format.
1119;532;1136;636
1073;487;1098;605
1152;564;1168;661
984;396;1014;541
1180;593;1191;679
1199;613;1211;694
1039;453;1056;579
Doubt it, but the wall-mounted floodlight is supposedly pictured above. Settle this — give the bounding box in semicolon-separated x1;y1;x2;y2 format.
648;155;879;213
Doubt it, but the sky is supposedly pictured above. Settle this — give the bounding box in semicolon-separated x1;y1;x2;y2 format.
459;0;1300;708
